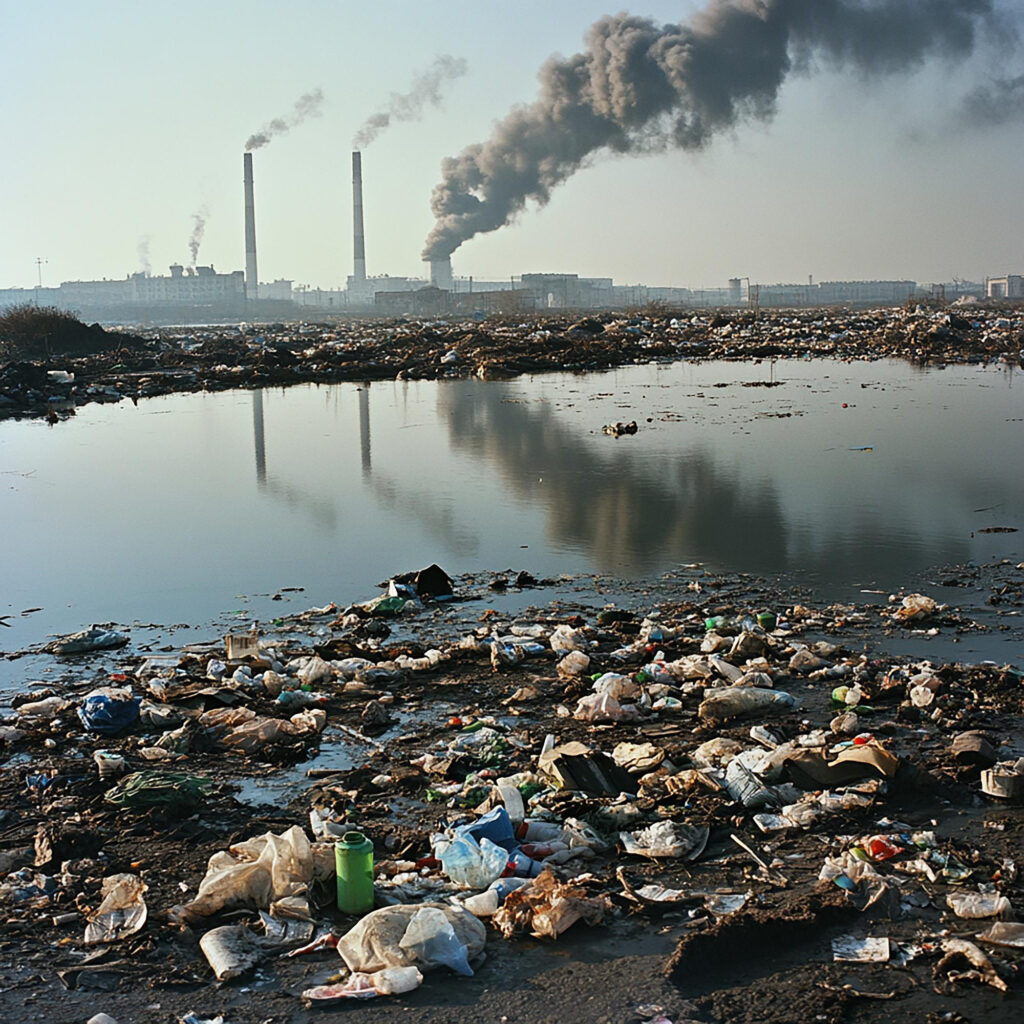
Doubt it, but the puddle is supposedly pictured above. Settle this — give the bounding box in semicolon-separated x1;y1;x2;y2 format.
231;704;461;808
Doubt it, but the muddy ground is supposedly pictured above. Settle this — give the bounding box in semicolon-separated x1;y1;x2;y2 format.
2;303;1022;423
1;564;1023;1024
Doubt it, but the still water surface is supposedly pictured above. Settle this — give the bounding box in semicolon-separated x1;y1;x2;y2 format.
2;358;1022;676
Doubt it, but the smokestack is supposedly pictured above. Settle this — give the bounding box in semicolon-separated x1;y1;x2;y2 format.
352;151;366;282
243;151;258;301
430;257;452;291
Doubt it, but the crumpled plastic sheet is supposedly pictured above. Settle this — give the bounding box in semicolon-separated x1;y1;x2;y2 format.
48;626;128;656
84;873;148;944
169;825;317;925
620;821;709;860
104;770;213;811
337;902;486;975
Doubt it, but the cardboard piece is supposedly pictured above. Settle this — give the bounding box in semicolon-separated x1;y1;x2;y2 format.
783;742;898;790
537;742;638;796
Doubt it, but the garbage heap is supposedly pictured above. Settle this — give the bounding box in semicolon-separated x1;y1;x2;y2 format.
1;572;1023;1014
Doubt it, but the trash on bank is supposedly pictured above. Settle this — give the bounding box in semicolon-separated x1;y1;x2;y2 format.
935;937;1009;993
302;965;423;1001
620;821;709;860
47;626;129;656
84;873;148;944
105;770;213;811
336;902;485;976
170;825;321;925
78;688;141;735
491;869;611;939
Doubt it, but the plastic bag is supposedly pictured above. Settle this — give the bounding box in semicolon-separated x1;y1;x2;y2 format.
698;686;797;723
399;906;475;976
573;693;640;722
438;834;508;889
557;650;590;676
297;655;334;685
336;903;486;974
549;624;587;653
78;688;141;735
947;892;1012;919
591;673;638;700
169;825;313;925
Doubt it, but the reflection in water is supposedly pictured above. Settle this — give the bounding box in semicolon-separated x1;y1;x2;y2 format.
359;387;371;477
252;390;266;484
250;389;338;529
436;383;969;584
1;360;1020;689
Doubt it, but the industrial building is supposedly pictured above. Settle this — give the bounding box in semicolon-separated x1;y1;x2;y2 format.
987;275;1024;299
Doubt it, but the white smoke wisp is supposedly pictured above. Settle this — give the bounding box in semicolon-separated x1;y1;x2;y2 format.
188;207;209;266
422;0;1016;261
245;88;325;151
136;235;152;277
353;55;468;150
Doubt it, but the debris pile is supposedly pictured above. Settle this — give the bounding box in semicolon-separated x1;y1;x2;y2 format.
3;305;1022;422
0;566;1023;1021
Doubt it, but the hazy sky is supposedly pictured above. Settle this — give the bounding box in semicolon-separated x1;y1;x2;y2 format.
2;0;1022;291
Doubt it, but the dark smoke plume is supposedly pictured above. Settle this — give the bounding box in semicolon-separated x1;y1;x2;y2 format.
188;208;209;266
353;55;468;149
423;0;1013;260
245;89;325;151
958;71;1024;125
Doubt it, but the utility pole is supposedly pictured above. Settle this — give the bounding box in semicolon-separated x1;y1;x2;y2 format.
35;257;48;305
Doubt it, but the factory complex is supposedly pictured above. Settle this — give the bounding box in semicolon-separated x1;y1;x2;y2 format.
1;148;1016;323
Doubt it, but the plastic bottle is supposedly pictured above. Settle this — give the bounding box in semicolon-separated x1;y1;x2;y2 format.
335;831;375;914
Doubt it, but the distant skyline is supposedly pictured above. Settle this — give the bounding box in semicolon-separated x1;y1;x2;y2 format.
2;0;1023;291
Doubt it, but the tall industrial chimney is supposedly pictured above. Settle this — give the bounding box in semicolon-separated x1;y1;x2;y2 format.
243;152;259;301
430;257;452;291
352;151;366;282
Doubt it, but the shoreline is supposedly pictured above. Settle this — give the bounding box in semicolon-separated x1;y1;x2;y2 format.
2;304;1022;424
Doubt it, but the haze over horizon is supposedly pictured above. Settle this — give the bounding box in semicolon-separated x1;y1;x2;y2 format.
2;0;1022;292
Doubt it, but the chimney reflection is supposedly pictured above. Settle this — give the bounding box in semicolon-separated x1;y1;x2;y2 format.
249;387;338;529
252;389;266;485
359;386;371;477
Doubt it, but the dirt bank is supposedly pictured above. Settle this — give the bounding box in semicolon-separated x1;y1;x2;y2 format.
2;304;1021;423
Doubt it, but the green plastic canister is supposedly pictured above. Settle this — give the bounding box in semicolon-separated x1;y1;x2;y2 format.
335;831;374;914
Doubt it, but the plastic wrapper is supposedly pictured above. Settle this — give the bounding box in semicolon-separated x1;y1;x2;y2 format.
84;873;147;944
302;965;423;1001
620;821;709;860
491;869;611;939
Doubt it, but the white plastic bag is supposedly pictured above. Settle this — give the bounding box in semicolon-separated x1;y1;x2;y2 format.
399;906;475;976
336;903;486;974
